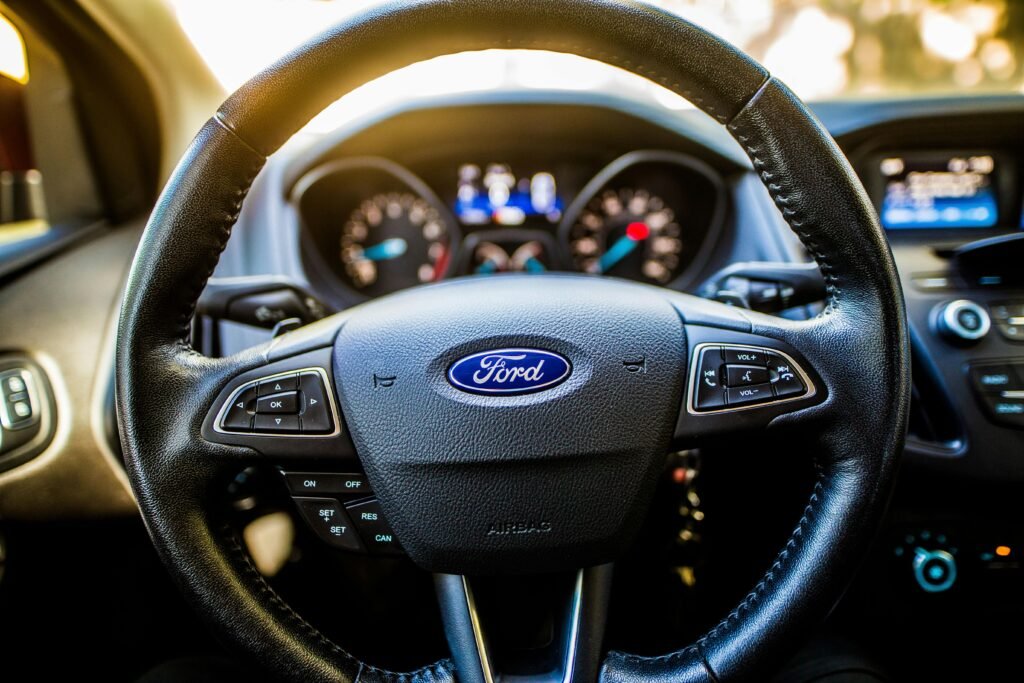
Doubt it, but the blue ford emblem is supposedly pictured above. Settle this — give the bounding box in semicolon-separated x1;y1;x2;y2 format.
447;348;571;396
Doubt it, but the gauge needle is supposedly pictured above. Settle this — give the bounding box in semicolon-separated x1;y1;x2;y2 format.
597;222;649;273
359;237;408;261
475;242;509;275
511;241;546;274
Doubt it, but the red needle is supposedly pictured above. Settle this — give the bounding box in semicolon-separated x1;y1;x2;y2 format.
432;244;450;281
626;222;650;241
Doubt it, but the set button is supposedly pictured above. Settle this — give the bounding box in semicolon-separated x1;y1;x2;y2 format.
293;497;362;551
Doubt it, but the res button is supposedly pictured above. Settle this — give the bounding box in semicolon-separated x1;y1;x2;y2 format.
346;498;402;555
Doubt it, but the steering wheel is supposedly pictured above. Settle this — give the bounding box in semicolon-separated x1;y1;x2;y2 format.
116;1;909;681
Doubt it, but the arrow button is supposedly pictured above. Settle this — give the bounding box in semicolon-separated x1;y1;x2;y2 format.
299;372;334;434
254;413;299;433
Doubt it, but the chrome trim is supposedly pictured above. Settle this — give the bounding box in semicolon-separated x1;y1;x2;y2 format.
462;576;496;683
561;569;585;683
459;569;586;683
212;366;342;438
940;299;990;340
686;342;816;416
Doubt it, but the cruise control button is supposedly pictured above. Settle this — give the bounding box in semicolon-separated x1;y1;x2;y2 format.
727;383;773;406
346;498;402;555
259;374;297;395
256;391;299;414
725;364;769;387
294;498;362;551
221;384;256;432
254;413;299;433
299;372;333;433
694;346;726;410
284;472;371;496
723;347;767;366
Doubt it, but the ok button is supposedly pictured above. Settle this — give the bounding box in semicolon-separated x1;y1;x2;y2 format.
256;391;299;414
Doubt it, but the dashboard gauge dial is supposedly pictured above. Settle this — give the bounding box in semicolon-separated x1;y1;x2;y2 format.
340;192;452;296
568;188;684;284
473;239;548;275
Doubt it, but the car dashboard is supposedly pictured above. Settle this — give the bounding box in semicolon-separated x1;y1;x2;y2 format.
1;80;1022;679
202;87;1024;616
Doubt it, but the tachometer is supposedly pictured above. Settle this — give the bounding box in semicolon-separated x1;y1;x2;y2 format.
568;188;683;284
340;192;452;296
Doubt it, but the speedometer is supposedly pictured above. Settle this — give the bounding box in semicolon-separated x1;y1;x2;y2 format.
568;188;683;284
340;192;452;297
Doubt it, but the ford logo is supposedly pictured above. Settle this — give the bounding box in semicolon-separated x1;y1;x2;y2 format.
447;348;572;396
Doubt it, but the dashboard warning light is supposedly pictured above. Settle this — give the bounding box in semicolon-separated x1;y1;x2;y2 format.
995;545;1012;557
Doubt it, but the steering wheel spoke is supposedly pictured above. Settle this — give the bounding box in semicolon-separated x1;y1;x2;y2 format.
435;565;612;683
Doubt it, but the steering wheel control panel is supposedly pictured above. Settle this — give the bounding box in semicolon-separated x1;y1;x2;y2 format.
283;471;402;556
689;343;813;413
968;360;1024;428
216;368;336;436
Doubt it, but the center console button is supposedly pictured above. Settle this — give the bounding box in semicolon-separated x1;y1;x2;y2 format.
294;498;362;551
969;364;1020;392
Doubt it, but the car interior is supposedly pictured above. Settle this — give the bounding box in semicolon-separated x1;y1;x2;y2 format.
0;1;1022;681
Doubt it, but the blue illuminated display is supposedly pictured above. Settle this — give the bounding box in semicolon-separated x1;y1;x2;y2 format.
455;163;563;226
880;153;999;230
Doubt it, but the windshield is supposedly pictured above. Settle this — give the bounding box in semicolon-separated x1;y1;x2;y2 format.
167;0;1023;129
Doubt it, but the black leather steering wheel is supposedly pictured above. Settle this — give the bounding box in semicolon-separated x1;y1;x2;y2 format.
116;1;910;681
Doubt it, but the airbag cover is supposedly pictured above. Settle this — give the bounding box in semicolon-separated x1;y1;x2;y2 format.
333;275;685;574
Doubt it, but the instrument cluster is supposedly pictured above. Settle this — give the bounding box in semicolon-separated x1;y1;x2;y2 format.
294;150;727;299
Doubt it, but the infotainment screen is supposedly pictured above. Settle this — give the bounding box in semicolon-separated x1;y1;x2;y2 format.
879;153;998;230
